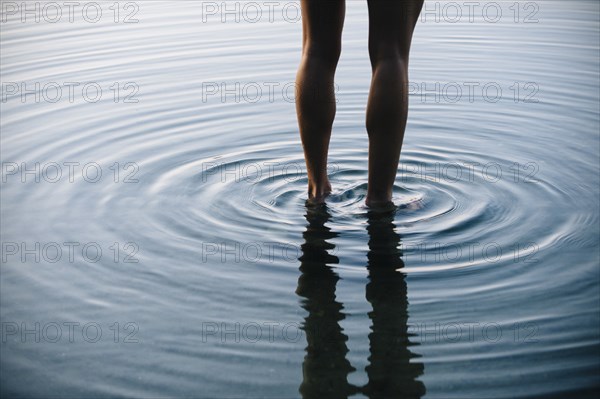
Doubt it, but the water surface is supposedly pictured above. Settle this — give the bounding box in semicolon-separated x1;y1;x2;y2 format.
1;1;599;397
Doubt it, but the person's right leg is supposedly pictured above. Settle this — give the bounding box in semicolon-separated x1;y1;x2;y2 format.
365;0;423;207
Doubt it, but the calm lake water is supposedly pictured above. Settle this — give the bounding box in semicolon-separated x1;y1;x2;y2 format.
1;1;599;397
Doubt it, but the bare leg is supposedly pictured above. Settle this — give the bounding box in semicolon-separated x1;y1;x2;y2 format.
366;0;423;207
296;0;345;202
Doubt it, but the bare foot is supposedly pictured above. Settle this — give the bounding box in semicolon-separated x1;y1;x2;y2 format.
365;196;395;209
308;181;332;204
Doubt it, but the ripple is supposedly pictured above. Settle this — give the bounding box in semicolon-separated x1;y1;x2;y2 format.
1;1;598;398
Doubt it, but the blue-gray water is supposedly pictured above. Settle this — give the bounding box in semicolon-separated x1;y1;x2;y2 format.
1;1;599;398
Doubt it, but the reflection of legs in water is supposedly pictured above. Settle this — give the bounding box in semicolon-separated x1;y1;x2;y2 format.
366;0;424;206
296;1;345;203
363;208;425;398
296;205;357;399
296;205;425;398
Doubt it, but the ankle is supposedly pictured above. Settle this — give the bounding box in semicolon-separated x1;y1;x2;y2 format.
308;179;332;200
366;190;393;207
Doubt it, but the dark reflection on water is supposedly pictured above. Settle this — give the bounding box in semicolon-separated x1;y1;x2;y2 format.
297;205;425;399
364;209;425;399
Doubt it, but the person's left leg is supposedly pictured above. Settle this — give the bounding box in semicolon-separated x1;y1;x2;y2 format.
296;0;345;202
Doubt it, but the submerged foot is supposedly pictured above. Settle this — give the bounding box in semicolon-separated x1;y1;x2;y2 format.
365;191;394;209
365;197;395;209
307;181;332;205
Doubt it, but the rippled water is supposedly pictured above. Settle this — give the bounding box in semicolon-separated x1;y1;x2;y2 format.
1;1;599;397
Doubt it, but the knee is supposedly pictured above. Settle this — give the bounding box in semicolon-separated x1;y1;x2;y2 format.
368;43;408;69
303;40;342;69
